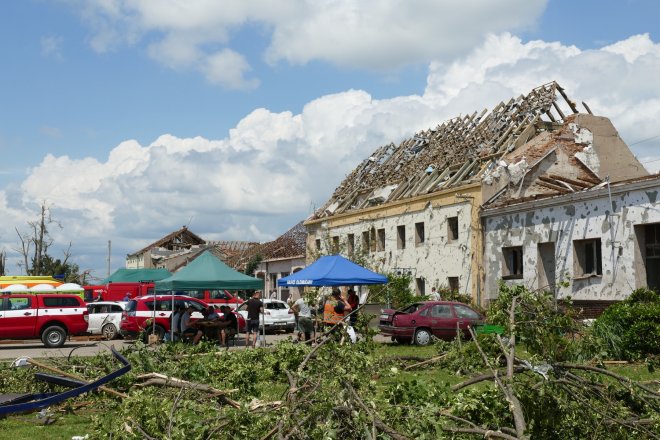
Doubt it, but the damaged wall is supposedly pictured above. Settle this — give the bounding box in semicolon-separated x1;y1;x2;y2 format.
482;176;660;303
308;184;483;299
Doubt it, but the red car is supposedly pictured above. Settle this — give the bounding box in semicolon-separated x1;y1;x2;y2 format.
120;294;245;341
0;293;89;348
378;301;484;345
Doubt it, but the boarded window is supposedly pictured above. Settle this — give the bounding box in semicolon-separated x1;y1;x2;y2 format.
574;238;602;277
377;228;385;251
448;276;459;292
397;225;406;249
415;277;426;296
331;236;340;253
447;216;459;242
502;246;523;279
415;222;425;246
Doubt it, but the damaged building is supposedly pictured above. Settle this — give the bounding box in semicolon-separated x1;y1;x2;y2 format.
481;113;655;314
306;81;653;306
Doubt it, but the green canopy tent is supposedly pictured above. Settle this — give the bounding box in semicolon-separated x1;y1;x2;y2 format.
154;251;263;291
101;268;172;284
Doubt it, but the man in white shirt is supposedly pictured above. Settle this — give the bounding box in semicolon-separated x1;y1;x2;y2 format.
292;296;313;341
429;287;441;301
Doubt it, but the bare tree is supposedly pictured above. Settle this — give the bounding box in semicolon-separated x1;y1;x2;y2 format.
14;202;63;275
0;249;6;276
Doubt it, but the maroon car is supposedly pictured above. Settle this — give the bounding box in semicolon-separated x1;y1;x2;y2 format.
378;301;484;345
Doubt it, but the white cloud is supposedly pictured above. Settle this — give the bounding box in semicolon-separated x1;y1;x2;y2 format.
72;0;547;88
4;32;660;275
40;35;64;60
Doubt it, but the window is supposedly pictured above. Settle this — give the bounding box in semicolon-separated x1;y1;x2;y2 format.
315;238;321;251
454;304;480;319
369;228;377;252
210;290;229;300
111;305;124;313
574;238;602;277
183;300;206;312
145;300;173;311
397;225;406;249
7;297;31;310
502;246;523;279
266;302;287;310
362;231;370;252
415;222;425;246
377;228;385;251
332;236;340;253
431;304;453;318
447;216;459;242
43;297;80;307
185;290;205;299
415;277;426;296
448;277;459;292
347;233;355;255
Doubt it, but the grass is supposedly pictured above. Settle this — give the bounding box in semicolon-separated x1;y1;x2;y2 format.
0;411;93;439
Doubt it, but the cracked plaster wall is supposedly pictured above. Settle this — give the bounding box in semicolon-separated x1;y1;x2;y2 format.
483;182;660;302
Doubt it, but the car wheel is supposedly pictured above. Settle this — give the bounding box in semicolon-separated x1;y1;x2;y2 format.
102;323;118;340
414;328;432;346
42;326;67;348
142;325;165;343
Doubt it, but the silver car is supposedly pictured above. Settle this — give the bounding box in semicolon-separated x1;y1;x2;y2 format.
87;301;125;339
236;299;295;333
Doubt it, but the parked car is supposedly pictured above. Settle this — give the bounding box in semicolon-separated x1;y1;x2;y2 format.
0;293;89;348
236;299;295;333
120;295;245;341
378;301;484;345
87;301;125;340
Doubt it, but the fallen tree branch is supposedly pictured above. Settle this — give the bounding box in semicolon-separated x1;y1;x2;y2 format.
451;367;527;391
555;363;660;398
343;381;411;440
403;353;448;370
134;373;241;408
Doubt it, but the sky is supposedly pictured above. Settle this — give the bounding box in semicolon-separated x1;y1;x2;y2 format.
1;0;660;281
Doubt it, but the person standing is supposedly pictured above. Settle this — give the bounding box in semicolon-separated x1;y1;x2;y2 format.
122;292;132;302
323;288;352;329
245;290;264;348
292;296;313;341
346;289;359;326
429;287;441;301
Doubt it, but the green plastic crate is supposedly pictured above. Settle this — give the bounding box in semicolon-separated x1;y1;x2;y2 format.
475;324;505;335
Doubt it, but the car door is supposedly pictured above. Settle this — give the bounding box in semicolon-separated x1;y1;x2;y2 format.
2;295;38;338
87;304;102;333
429;304;459;340
453;304;483;337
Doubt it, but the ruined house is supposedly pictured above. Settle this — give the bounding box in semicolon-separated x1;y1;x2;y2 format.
126;226;259;273
228;221;307;302
306;82;650;305
480;113;654;314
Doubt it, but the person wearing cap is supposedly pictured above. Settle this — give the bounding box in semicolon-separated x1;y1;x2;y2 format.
323;288;352;329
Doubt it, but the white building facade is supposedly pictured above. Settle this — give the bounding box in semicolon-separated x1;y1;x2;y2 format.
482;176;660;314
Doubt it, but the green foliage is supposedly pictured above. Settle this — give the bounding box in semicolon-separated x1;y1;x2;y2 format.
589;288;660;360
435;288;474;305
488;283;580;360
244;253;263;275
368;272;415;309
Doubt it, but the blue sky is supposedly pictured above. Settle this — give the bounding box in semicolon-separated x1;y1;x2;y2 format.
1;0;660;279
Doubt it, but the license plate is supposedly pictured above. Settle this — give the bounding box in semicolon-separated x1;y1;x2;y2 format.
275;322;285;325
380;314;390;320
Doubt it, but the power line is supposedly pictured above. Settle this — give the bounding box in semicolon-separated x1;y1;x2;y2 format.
629;133;660;146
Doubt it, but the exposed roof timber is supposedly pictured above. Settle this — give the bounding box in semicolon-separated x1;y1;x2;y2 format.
313;81;579;219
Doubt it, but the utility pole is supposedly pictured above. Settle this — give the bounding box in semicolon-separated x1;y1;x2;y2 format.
107;240;111;277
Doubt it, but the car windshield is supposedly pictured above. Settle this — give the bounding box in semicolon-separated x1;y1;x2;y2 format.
266;302;287;310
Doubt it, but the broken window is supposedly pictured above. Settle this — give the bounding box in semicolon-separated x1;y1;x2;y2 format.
447;216;459;242
331;236;340;254
574;238;602;277
397;225;406;249
448;276;459;292
415;222;425;246
416;277;426;296
502;246;523;279
315;238;321;251
377;228;385;251
362;231;370;253
347;233;355;255
370;227;377;252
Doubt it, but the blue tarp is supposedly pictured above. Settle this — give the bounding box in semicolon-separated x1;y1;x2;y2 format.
277;255;388;287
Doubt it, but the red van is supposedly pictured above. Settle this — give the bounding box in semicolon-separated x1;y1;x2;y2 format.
178;290;244;309
0;293;89;348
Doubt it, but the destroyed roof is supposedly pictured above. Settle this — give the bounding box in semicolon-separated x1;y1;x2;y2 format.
311;82;582;219
128;226;206;257
208;241;260;263
226;221;307;269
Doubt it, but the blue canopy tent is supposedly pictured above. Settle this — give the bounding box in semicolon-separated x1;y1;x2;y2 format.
277;255;387;287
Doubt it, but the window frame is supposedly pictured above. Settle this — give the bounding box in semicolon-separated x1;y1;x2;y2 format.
502;246;524;280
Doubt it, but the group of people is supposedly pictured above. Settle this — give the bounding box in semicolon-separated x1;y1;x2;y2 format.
169;303;238;346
